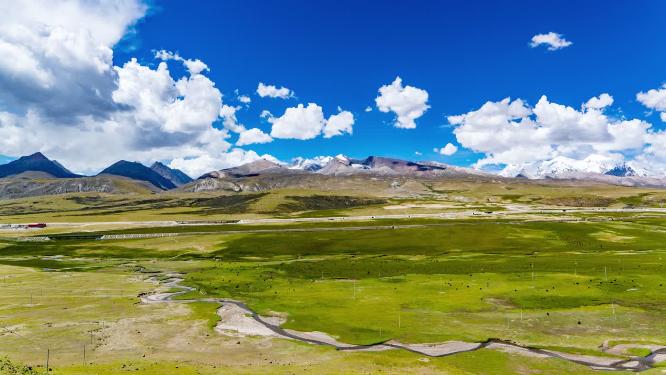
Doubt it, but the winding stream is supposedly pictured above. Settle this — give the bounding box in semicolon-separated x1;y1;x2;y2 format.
141;274;666;372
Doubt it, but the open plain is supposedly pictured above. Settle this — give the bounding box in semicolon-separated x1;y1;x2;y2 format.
1;180;666;374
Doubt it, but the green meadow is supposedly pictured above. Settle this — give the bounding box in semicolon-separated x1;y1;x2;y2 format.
1;210;665;373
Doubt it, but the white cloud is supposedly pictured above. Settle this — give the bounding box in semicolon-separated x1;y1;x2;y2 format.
449;95;652;171
584;93;614;110
269;103;325;140
260;110;272;119
365;106;372;112
0;0;269;175
267;104;354;140
169;148;265;178
236;128;273;146
238;95;251;104
414;151;422;156
637;84;666;122
529;32;572;51
154;49;208;75
434;143;458;156
323;110;354;138
257;82;293;99
0;0;145;122
375;77;429;129
219;104;246;133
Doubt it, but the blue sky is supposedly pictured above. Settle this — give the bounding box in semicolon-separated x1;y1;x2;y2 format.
112;0;666;165
2;1;666;176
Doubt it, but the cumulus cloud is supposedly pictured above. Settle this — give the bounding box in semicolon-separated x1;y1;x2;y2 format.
529;32;572;51
257;82;293;99
448;95;651;172
219;104;246;133
238;95;251;104
434;143;458;156
375;77;429;129
236;128;273;146
155;49;209;75
637;84;666;122
365;106;372;112
323;110;354;138
0;0;147;122
267;104;354;140
268;103;325;140
0;0;274;175
169;148;265;178
584;93;614;110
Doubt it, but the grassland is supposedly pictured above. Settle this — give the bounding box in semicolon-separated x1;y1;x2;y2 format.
1;177;666;224
1;184;666;373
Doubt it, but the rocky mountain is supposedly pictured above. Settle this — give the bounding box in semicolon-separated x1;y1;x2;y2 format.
0;152;80;178
198;159;298;179
182;155;493;194
99;161;176;190
317;155;457;176
0;175;158;199
150;162;193;187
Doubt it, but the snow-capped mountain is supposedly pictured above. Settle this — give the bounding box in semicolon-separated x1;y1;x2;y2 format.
288;156;333;171
500;155;650;179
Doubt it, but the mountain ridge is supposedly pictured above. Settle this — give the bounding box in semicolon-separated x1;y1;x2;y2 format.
0;152;80;179
99;160;177;190
150;162;193;187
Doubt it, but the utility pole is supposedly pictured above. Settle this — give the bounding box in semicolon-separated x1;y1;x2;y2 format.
353;280;356;299
611;300;616;320
531;262;534;281
83;344;86;365
45;348;49;373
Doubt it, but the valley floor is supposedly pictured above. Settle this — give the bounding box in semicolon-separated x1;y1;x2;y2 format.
1;190;666;374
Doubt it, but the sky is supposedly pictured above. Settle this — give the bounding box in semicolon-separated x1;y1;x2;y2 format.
1;0;666;177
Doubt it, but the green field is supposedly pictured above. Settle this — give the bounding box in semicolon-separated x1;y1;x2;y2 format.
1;188;666;374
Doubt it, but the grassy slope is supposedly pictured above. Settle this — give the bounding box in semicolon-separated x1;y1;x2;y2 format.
0;178;665;223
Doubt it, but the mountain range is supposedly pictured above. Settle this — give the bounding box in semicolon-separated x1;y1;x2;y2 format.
499;155;650;179
0;152;664;199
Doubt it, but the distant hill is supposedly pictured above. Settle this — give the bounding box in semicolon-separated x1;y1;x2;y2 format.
316;155;472;177
182;155;491;193
150;162;193;187
0;174;158;199
198;159;296;179
99;161;176;190
0;152;80;178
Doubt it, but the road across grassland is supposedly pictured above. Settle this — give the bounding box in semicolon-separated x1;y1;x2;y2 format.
7;206;666;230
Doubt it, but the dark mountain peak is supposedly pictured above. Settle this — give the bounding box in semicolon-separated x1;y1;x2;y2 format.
0;152;79;179
21;152;49;161
150;161;193;187
361;156;446;172
99;160;176;190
